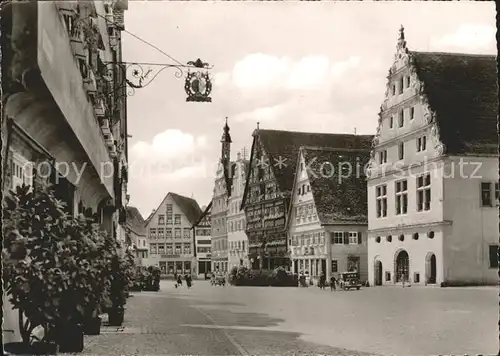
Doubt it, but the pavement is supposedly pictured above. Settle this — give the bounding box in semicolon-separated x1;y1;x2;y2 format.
77;281;497;356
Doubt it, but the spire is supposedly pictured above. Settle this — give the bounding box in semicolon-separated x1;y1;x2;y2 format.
221;117;232;143
397;24;406;49
252;122;260;137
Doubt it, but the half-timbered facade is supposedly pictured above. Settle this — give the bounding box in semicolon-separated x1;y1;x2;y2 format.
192;202;213;278
288;145;372;284
367;27;498;287
241;126;372;270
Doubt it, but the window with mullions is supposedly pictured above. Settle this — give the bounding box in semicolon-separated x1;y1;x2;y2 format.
376;185;387;218
417;173;431;211
395;180;408;215
332;232;344;245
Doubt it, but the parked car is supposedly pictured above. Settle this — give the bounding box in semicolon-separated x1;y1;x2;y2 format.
338;272;362;290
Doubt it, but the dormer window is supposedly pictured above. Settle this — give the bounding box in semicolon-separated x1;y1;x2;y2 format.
398;111;404;127
409;106;415;120
405;76;411;88
392;84;396;96
399;77;404;94
389;116;394;129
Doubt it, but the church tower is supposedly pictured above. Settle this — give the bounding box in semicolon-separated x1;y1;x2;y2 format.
220;117;232;163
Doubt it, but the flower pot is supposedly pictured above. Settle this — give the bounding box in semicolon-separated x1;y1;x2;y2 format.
84;316;102;335
56;323;84;353
4;341;59;355
108;307;124;326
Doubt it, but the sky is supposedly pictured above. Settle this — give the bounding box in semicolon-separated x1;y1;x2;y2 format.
122;1;496;218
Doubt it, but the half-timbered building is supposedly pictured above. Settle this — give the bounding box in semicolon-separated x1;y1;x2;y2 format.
288;145;372;284
192;202;213;278
241;126;372;270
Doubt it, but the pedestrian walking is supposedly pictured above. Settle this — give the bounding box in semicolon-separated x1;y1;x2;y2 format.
185;274;192;288
319;272;326;290
330;275;336;291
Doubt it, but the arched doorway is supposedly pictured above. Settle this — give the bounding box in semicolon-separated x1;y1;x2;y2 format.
426;253;437;284
374;260;383;286
395;250;409;283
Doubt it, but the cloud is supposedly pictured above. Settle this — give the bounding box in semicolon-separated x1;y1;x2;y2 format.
233;103;287;123
215;54;362;91
130;129;207;159
128;129;214;183
430;24;496;53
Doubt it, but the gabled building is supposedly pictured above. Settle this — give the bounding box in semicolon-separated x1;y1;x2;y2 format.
241;126;372;270
145;192;203;276
192;202;213;278
227;151;250;269
367;27;498;287
211;119;234;273
288;145;372;284
125;206;149;266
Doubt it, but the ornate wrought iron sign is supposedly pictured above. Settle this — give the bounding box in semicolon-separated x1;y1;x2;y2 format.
184;59;212;103
98;59;213;103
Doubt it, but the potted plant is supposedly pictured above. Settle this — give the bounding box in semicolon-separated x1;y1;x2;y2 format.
2;185;95;354
107;254;128;326
81;225;114;335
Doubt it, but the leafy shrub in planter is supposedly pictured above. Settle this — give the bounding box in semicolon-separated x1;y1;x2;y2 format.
107;251;133;326
143;266;160;291
2;185;105;352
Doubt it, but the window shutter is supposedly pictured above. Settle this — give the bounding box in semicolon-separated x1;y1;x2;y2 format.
358;231;362;244
343;231;349;244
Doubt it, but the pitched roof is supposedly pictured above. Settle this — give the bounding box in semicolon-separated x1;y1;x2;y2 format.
411;51;498;155
258;130;374;193
192;200;212;228
144;192;203;226
125;206;146;236
170;193;203;225
300;147;370;225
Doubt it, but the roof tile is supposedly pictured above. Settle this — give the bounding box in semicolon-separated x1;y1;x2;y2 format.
258;130;373;193
411;52;498;155
302;147;370;225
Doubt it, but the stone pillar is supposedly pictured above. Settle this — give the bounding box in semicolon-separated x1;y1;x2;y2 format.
326;258;332;281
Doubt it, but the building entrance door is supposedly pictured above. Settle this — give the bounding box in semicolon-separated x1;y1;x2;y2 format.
321;259;326;274
395;250;409;283
374;260;383;286
426;253;437;284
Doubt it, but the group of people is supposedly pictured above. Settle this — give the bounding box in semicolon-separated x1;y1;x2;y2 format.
300;271;339;291
318;272;339;291
174;273;193;288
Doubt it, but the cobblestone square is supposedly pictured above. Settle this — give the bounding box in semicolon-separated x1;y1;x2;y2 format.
80;281;497;356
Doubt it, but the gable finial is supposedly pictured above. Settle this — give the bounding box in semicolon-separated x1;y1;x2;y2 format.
257;121;260;130
398;24;406;49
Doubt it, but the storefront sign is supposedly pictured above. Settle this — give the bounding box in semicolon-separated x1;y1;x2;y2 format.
161;254;180;259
